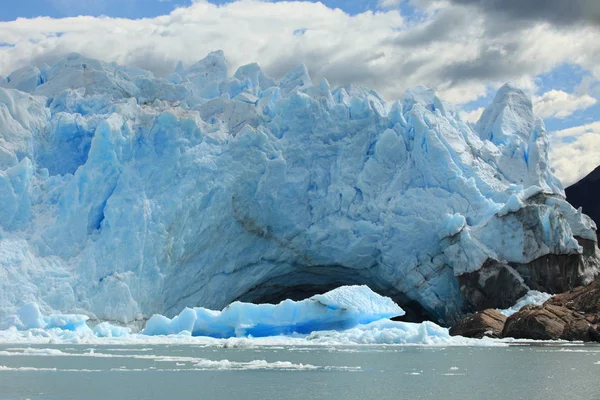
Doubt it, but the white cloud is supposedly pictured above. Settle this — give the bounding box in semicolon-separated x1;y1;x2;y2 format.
534;89;597;119
460;107;484;123
0;0;598;107
549;121;600;186
552;120;600;138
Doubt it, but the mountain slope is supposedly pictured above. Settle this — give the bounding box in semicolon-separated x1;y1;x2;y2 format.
567;166;600;234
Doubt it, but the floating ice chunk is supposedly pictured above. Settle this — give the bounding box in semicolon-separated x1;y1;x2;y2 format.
143;285;404;338
16;303;46;330
93;322;132;338
143;307;198;336
305;319;482;346
1;303;89;331
42;314;89;331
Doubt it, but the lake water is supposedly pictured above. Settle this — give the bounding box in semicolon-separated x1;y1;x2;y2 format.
1;344;599;400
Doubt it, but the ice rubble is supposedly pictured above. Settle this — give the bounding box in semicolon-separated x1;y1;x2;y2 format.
0;286;495;346
0;285;542;343
0;51;597;327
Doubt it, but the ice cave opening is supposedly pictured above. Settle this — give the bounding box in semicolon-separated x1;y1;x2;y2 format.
233;265;435;323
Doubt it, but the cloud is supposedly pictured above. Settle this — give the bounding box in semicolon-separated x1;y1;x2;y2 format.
0;0;599;107
445;0;600;27
533;90;597;119
551;120;600;138
549;121;600;186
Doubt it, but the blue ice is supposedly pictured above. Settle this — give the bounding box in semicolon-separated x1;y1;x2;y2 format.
143;286;404;337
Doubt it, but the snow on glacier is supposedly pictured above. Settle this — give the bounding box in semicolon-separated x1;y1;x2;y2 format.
0;51;597;328
142;285;404;337
497;290;553;317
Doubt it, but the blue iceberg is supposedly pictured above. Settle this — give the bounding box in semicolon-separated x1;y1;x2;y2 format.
142;285;404;337
0;302;89;331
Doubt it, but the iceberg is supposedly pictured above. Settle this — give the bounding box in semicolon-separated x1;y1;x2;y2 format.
0;51;598;328
142;285;404;337
0;285;495;346
0;303;89;332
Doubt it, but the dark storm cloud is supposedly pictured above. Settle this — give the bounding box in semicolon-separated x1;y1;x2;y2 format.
439;41;539;86
446;0;600;27
388;6;472;47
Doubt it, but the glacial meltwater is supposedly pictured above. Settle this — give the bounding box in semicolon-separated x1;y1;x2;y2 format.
1;344;599;400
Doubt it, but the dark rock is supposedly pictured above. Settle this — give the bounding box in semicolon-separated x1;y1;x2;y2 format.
502;304;592;341
456;194;599;318
512;250;597;295
458;238;600;318
450;309;507;338
502;278;600;342
458;259;529;311
547;277;600;315
513;235;600;296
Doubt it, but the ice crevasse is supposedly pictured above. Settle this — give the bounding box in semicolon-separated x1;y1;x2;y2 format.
0;50;598;328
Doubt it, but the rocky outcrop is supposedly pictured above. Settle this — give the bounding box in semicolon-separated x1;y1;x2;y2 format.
502;304;594;341
458;260;529;312
458;244;600;318
449;309;507;338
513;237;600;295
455;194;600;319
502;278;600;342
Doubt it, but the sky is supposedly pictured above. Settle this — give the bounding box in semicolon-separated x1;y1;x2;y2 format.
0;0;599;185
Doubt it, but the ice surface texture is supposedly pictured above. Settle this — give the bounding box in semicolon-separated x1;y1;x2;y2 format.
0;51;597;326
143;285;404;337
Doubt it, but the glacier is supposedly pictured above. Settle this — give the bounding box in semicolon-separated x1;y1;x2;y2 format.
0;50;598;329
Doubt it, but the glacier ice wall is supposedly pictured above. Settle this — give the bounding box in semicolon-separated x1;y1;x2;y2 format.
0;51;597;326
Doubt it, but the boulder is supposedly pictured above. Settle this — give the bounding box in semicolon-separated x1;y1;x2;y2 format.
548;276;600;315
450;309;507;338
502;278;600;341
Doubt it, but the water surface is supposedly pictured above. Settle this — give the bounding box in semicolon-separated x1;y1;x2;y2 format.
1;344;599;400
